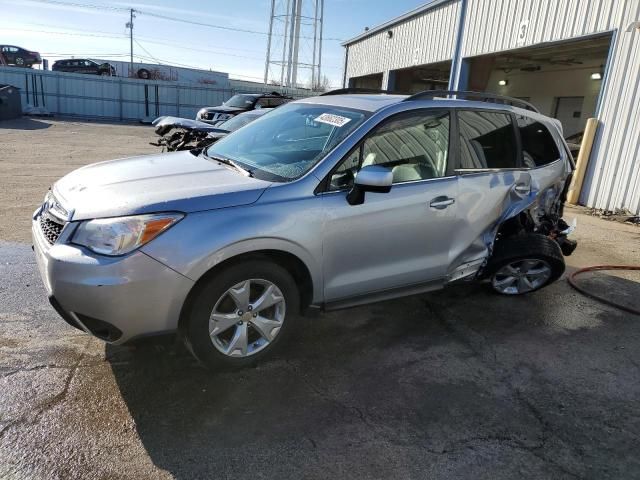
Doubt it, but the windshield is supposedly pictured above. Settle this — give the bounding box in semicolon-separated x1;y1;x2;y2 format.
217;112;263;132
223;94;257;108
206;103;369;181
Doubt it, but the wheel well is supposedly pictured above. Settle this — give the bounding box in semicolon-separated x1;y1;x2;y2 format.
178;250;314;333
495;211;535;241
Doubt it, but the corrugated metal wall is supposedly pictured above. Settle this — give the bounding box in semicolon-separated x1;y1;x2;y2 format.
460;0;640;214
345;0;460;80
344;0;640;213
0;67;311;122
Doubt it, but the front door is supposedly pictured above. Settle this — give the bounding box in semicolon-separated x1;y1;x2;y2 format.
321;109;457;302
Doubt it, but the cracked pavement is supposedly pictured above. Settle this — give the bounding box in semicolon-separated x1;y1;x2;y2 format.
1;119;640;479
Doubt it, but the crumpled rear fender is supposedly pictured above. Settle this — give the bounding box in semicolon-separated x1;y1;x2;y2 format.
446;159;568;281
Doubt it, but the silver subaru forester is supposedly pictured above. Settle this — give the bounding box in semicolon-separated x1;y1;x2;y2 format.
33;90;577;369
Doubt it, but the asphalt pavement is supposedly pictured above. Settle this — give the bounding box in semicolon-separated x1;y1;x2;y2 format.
1;119;639;479
1;226;639;479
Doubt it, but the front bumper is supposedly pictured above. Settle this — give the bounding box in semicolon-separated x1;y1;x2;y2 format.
32;218;194;344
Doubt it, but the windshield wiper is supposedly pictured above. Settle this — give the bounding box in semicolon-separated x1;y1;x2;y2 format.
204;153;253;177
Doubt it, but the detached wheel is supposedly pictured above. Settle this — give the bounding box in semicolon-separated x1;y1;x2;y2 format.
137;68;150;79
183;260;299;369
487;234;565;295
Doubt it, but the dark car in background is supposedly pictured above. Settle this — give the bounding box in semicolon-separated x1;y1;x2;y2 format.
196;92;292;124
52;59;116;76
0;45;41;67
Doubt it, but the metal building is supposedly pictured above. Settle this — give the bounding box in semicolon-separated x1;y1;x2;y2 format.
342;0;640;214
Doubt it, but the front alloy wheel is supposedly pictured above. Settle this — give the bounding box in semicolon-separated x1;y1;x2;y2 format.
183;259;300;369
209;279;286;357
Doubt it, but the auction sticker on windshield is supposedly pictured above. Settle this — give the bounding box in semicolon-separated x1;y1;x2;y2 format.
314;113;352;127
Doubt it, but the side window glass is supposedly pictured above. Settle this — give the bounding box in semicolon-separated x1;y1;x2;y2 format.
363;110;450;184
516;115;560;167
328;148;360;191
457;111;518;169
327;110;450;190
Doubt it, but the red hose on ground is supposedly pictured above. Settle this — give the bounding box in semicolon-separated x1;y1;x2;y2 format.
567;265;640;316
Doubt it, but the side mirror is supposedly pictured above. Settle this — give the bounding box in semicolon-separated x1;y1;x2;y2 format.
346;165;392;205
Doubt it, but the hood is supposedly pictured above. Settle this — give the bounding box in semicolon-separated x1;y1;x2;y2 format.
203;106;247;114
154;116;228;135
53;151;272;221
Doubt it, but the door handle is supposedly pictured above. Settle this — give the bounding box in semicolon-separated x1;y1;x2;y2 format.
429;196;455;209
514;183;531;195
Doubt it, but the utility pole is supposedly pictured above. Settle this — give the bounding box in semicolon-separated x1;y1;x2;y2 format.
126;9;136;77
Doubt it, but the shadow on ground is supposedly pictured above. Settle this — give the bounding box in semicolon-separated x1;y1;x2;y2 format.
0;117;52;130
107;280;640;479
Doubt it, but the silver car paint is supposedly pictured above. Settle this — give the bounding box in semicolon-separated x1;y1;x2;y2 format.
53;150;272;220
33;95;572;344
32;217;194;341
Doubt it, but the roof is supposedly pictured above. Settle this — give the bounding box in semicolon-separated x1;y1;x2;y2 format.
296;94;408;112
294;93;555;120
342;0;454;46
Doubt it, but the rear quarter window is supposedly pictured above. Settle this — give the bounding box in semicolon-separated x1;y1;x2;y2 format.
516;115;561;167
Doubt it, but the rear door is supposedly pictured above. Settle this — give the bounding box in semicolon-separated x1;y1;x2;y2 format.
450;109;532;272
321;109;458;302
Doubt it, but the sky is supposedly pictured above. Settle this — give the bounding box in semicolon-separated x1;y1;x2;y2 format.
1;0;431;87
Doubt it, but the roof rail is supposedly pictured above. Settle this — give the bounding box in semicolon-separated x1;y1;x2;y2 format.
403;90;539;113
320;87;402;96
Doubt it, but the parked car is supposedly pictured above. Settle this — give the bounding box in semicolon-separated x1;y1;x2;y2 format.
0;45;41;67
196;92;292;124
33;89;577;369
52;59;116;76
152;109;272;152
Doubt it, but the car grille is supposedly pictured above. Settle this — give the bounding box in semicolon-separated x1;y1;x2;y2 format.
206;112;231;121
39;215;65;245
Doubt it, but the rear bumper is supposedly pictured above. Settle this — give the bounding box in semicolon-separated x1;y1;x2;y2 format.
32;218;194;344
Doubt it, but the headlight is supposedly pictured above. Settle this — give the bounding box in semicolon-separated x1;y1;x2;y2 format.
71;213;183;256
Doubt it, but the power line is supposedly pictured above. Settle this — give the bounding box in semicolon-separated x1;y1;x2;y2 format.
133;39;161;65
22;0;128;11
4;25;343;68
23;0;344;41
9;22;277;54
138;9;342;42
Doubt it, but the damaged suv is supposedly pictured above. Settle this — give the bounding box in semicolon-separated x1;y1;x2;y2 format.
33;89;576;369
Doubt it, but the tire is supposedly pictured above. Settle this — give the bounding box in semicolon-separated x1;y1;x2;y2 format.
486;234;565;295
183;259;300;369
137;68;150;80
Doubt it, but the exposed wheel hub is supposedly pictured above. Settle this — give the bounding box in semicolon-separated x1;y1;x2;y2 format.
209;279;286;357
